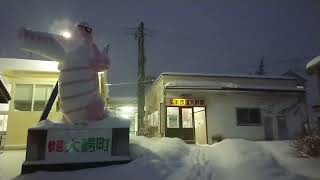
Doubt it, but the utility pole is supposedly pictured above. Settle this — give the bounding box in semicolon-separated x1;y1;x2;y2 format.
135;22;146;133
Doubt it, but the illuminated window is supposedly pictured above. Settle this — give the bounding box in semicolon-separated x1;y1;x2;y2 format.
14;84;33;111
236;108;261;125
182;108;193;128
0;114;8;131
14;84;56;112
167;107;179;128
34;85;53;111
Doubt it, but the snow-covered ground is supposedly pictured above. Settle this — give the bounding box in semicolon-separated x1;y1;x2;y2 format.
0;137;320;180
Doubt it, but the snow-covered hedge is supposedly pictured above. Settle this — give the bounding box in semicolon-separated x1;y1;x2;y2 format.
291;135;320;158
211;134;224;143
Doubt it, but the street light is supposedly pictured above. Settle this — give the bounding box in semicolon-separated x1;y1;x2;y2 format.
60;30;71;39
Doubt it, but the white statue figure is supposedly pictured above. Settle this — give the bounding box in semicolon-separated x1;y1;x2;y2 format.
17;22;110;124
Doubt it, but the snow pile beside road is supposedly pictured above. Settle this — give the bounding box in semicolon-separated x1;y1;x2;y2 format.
208;139;307;180
3;138;320;180
0;150;25;180
258;141;320;179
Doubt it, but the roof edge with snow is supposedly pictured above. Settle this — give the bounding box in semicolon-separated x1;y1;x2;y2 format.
150;72;298;90
306;56;320;75
160;72;296;80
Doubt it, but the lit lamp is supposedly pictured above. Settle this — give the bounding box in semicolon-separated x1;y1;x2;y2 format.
118;106;135;119
60;30;72;39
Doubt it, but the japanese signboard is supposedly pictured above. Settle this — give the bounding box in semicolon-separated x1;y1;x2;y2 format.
45;128;112;163
168;98;205;106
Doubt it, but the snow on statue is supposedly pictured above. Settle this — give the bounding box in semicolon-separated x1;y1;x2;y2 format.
17;22;111;124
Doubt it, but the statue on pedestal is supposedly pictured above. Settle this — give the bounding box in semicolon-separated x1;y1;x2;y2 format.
17;22;131;174
17;22;110;124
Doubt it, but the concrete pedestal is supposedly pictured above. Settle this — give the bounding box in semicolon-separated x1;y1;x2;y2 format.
21;126;130;174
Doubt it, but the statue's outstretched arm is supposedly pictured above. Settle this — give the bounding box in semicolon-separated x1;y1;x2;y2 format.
17;27;65;61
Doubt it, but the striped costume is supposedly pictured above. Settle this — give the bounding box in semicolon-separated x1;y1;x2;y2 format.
17;27;110;124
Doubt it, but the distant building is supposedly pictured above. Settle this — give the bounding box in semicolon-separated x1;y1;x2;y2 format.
0;58;109;150
108;96;138;135
282;70;307;87
306;56;320;130
0;75;11;148
145;72;308;144
0;76;11;104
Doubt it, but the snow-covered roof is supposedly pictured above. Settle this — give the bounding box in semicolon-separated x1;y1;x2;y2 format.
0;58;59;72
161;72;296;80
150;72;298;90
165;80;304;93
306;56;320;74
165;80;240;88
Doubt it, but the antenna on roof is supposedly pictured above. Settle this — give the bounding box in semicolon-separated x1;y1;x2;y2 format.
255;56;266;75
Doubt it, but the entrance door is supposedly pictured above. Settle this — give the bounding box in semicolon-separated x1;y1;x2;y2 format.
277;116;288;140
181;108;194;142
264;116;274;141
194;107;207;144
166;107;195;142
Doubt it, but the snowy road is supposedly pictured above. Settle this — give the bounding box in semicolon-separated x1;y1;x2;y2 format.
1;137;319;180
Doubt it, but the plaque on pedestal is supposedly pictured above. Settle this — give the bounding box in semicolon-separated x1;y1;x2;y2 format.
21;126;130;174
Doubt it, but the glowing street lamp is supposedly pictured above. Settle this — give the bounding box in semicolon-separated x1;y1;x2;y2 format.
60;30;71;39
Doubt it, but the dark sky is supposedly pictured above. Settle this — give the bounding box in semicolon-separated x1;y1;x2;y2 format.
1;0;320;104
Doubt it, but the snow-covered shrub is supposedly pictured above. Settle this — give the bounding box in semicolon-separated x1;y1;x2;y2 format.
139;126;158;137
211;134;224;143
291;135;320;158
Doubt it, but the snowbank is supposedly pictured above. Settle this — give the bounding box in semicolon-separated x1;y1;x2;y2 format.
0;150;25;180
258;141;320;179
1;138;319;180
205;139;307;180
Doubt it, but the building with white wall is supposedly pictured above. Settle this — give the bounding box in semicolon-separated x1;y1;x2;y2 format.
145;72;308;144
0;58;109;149
306;56;320;130
108;96;138;135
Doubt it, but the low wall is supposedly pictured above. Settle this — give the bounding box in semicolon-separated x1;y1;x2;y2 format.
5;111;62;150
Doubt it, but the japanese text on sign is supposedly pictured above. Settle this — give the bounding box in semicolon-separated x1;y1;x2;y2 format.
47;137;110;153
169;99;205;106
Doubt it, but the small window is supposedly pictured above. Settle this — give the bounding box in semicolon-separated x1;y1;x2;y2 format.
167;107;179;128
236;108;261;125
14;84;33;111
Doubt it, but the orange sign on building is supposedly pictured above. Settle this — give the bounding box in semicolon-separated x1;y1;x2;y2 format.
168;98;205;106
